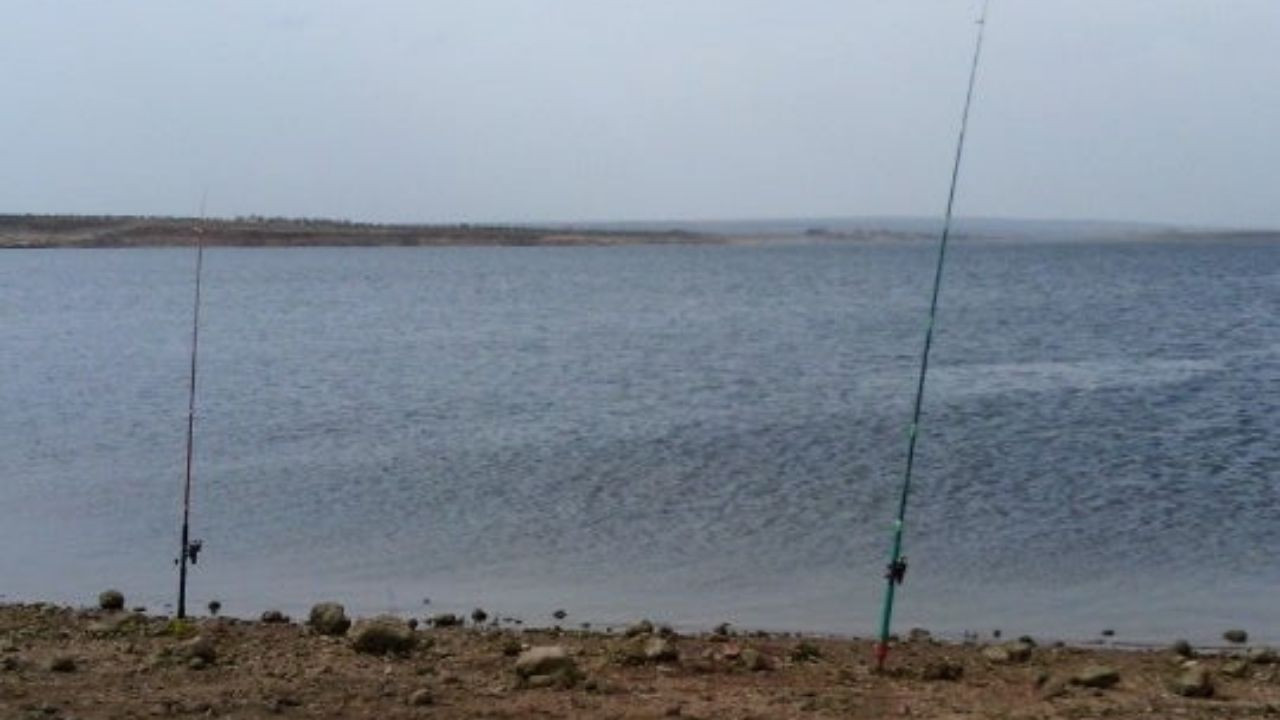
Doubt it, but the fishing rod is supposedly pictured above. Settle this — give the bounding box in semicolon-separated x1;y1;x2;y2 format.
874;0;990;669
176;190;208;619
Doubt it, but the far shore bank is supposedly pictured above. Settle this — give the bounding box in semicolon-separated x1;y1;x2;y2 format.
6;213;1276;249
2;597;1277;719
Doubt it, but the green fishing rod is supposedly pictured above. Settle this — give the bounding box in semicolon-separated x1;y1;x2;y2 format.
874;0;990;669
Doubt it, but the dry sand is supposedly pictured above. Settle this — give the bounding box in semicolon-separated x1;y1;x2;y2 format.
2;602;1277;719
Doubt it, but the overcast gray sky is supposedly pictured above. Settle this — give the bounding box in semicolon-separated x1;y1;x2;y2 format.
2;1;1276;228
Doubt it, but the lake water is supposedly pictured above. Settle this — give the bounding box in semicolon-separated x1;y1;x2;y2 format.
1;239;1277;645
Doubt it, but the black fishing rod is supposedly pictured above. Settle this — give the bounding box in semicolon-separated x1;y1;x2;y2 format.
874;0;990;669
176;192;208;619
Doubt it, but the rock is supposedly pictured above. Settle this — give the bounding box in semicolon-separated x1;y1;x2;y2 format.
471;608;488;624
1247;647;1278;664
740;648;773;672
920;660;963;681
1173;667;1214;697
624;619;654;638
351;616;418;655
180;636;217;663
87;611;144;636
48;655;77;673
1171;639;1195;658
1223;629;1249;644
407;688;434;706
260;610;290;624
1071;665;1120;689
789;641;822;662
644;637;679;663
983;641;1033;664
514;646;579;687
98;590;125;611
188;656;208;670
1221;659;1250;678
308;603;351;636
430;613;462;628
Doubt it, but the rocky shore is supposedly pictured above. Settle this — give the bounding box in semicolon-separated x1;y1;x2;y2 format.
1;595;1277;719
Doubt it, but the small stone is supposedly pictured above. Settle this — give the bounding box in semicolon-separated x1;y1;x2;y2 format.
1171;639;1194;658
180;636;217;663
407;688;433;706
260;610;290;624
514;646;579;686
920;660;963;681
98;590;125;611
1221;659;1250;678
1223;629;1248;644
1071;665;1120;689
48;655;77;673
907;628;931;642
1247;647;1277;664
644;637;679;663
188;656;208;671
1173;666;1214;697
308;603;351;636
983;641;1033;664
471;608;488;624
430;613;462;628
789;641;822;662
624;619;654;638
740;648;773;672
351;616;418;655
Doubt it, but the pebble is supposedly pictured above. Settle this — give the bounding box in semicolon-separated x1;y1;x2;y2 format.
740;648;773;672
920;660;963;682
430;613;462;628
1223;629;1248;644
1221;659;1250;678
308;603;351;636
1173;666;1214;697
624;619;654;638
48;655;77;673
407;688;434;706
1071;665;1120;689
643;637;679;663
351;616;418;656
98;590;125;612
180;636;217;663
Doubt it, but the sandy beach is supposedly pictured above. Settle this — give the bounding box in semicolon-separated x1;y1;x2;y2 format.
2;598;1277;719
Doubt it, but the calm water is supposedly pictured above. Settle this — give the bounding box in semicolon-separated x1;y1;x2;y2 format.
1;240;1277;644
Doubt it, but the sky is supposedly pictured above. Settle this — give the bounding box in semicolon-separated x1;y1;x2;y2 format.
1;1;1277;228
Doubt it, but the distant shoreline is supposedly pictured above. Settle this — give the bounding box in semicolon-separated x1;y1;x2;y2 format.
1;213;1276;249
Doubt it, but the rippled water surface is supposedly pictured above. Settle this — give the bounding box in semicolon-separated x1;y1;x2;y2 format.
2;240;1277;643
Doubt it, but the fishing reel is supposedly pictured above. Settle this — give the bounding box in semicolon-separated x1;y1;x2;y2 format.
174;539;204;566
885;556;908;585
